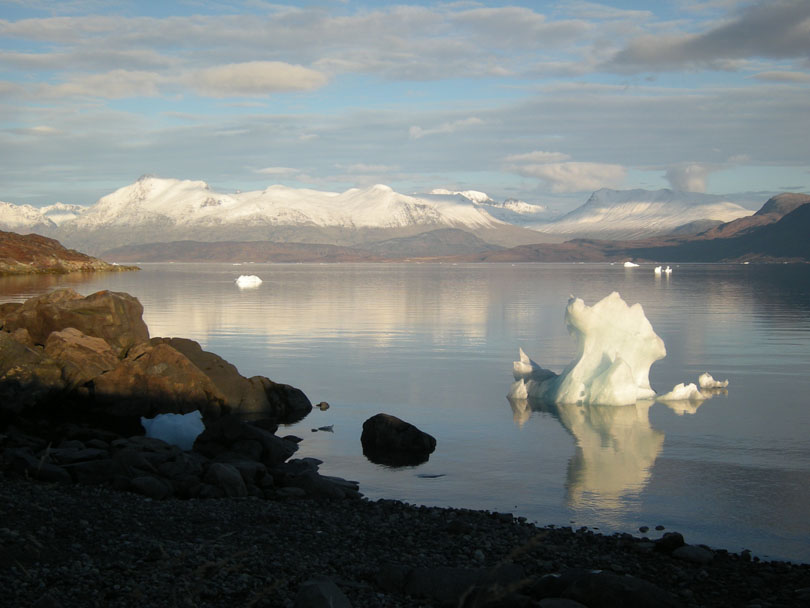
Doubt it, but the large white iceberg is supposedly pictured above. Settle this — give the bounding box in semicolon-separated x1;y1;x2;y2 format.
512;292;666;406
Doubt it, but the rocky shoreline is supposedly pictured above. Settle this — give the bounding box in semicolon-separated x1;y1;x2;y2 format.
1;470;809;608
2;288;809;607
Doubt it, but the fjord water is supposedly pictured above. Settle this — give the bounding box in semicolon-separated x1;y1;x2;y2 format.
3;263;809;562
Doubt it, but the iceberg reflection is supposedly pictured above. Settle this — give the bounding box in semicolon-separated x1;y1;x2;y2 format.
509;395;664;508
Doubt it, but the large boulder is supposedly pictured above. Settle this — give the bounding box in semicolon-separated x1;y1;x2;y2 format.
92;343;226;419
44;327;119;389
194;415;298;467
361;413;436;466
154;337;312;422
0;331;65;414
0;288;149;356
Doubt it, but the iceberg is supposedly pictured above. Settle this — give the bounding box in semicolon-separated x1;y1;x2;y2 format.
623;261;639;268
513;292;666;406
141;410;205;451
698;372;729;389
235;274;262;289
657;382;705;402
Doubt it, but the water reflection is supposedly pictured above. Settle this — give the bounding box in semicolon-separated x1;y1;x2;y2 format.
510;396;664;509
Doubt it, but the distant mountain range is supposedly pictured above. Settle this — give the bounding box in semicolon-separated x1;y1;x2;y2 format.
0;177;766;259
461;193;810;263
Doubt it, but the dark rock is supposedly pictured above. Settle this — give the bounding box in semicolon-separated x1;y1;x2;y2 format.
560;571;680;608
194;415;298;467
0;332;65;414
0;288;149;356
204;462;247;497
361;413;436;466
61;459;116;485
2;446;72;483
130;475;174;499
295;575;352;608
655;532;686;554
672;544;714;564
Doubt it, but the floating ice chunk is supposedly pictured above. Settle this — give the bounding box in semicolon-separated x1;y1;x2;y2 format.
624;261;639;268
654;266;662;275
698;372;729;389
657;382;706;402
141;410;204;451
235;274;262;289
513;292;666;406
664;266;672;274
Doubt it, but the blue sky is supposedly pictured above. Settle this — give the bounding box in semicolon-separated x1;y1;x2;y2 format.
1;0;808;212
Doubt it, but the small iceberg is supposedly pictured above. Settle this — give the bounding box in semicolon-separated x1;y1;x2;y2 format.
657;382;705;402
624;261;639;268
654;265;672;275
698;372;729;389
141;410;204;451
235;274;262;289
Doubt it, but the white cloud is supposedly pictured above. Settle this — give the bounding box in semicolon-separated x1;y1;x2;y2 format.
38;69;162;98
409;117;484;139
188;61;328;97
505;150;571;163
665;163;713;192
515;162;626;193
752;71;810;83
255;166;300;175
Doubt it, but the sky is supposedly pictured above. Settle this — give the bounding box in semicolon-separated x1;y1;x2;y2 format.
1;0;809;213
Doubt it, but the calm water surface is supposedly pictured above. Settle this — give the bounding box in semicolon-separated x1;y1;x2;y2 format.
3;263;809;562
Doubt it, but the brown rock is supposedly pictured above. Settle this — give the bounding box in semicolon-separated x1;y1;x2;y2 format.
155;337;312;421
44;327;119;388
92;343;226;419
0;331;65;413
1;288;149;356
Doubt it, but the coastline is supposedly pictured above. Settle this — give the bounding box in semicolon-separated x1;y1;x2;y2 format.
1;471;808;608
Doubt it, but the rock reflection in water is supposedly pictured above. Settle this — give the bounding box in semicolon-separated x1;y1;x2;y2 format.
509;396;664;509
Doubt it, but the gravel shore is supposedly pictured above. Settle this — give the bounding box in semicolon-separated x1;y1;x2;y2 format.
2;471;809;608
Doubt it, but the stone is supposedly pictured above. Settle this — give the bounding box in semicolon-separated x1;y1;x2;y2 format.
130;475;174;499
194;415;298;467
672;545;714;564
361;413;436;465
0;331;65;413
154;337;312;422
44;328;119;388
295;576;352;608
2;446;72;483
204;462;247;497
655;532;686;554
92;343;226;419
560;571;680;608
0;288;149;356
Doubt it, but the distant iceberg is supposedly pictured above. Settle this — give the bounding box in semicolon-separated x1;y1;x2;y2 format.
623;261;639;268
141;410;204;451
235;274;262;289
511;292;729;407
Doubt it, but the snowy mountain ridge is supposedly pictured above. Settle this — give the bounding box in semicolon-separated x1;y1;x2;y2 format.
530;188;755;239
68;177;504;231
0;178;769;255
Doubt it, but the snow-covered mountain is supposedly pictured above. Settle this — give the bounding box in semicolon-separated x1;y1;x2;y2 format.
1;179;769;256
530;188;754;240
0;201;58;234
38;177;543;254
41;202;87;226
